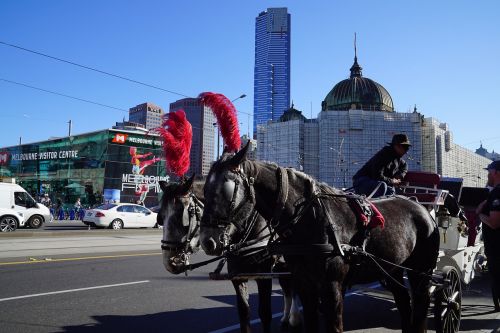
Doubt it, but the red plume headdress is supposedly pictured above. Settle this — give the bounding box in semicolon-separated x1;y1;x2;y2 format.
157;110;192;177
199;92;241;152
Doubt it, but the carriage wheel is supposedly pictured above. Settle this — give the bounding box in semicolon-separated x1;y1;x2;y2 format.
434;266;461;333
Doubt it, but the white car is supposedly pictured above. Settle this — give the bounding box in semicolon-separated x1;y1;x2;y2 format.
83;203;158;230
0;208;24;232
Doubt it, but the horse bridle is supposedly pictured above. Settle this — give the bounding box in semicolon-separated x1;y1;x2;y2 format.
201;166;257;234
161;192;204;263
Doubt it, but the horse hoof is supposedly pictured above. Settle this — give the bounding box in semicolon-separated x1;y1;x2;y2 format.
287;323;303;333
280;320;289;331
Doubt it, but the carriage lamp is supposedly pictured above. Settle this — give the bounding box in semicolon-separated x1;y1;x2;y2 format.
437;211;451;229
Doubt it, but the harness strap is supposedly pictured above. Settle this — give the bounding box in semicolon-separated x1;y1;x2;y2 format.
268;243;334;256
270;167;289;226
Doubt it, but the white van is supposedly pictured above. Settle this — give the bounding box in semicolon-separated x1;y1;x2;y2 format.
0;183;52;228
0;208;24;232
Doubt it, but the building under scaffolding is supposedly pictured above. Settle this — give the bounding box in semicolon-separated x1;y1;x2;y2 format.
257;55;491;188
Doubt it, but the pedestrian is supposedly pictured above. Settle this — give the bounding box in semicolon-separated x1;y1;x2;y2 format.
74;198;82;210
352;133;410;197
54;197;63;220
40;193;52;208
476;160;500;312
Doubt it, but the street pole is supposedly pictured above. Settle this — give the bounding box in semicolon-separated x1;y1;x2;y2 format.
217;127;220;159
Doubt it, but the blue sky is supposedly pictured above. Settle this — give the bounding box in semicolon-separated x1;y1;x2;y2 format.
1;1;499;153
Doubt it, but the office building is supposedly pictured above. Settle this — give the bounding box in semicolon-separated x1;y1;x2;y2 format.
129;102;164;130
169;98;215;177
254;7;291;135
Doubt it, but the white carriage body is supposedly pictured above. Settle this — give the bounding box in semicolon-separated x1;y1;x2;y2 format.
399;172;486;285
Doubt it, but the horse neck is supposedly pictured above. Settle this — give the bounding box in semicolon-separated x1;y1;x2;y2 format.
247;161;314;220
249;161;354;236
244;160;280;221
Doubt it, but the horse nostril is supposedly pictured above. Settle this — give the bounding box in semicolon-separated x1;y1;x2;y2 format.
202;238;217;253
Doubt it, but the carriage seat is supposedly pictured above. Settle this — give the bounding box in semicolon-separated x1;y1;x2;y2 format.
400;171;448;206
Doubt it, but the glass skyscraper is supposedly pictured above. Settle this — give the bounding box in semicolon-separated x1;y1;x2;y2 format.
253;7;291;135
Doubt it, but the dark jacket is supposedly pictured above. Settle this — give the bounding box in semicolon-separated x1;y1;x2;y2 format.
481;184;500;257
353;146;408;185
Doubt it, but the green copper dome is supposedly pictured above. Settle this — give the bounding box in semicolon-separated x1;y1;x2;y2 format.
321;57;394;112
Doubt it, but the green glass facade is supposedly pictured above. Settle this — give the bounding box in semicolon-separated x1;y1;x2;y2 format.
0;129;167;207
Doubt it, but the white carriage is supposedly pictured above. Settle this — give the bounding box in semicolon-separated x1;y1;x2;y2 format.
400;171;489;333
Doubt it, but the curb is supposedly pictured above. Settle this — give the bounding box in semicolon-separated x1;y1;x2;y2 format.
0;229;162;238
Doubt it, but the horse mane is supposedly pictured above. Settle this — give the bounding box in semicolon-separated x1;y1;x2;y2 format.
242;159;345;202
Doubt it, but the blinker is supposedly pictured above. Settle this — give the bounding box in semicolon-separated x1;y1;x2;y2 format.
222;179;236;201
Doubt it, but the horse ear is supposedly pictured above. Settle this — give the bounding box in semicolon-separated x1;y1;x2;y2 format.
159;181;169;193
228;141;250;167
178;174;195;195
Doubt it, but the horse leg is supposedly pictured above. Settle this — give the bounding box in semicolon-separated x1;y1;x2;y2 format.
321;280;344;333
278;275;293;329
383;271;412;333
408;271;432;333
295;278;319;333
232;279;251;333
289;292;303;330
278;275;303;331
256;279;272;333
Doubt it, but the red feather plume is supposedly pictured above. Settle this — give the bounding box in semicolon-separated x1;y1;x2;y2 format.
199;92;241;152
157;110;192;177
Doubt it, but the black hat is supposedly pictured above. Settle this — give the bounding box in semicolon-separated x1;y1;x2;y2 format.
485;160;500;171
389;134;412;146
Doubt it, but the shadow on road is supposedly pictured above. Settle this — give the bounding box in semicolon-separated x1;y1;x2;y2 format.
460;304;500;331
58;277;500;333
58;307;237;333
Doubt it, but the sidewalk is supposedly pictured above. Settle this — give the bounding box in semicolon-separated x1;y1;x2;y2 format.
0;233;162;260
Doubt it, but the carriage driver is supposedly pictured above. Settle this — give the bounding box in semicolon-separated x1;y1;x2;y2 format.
352;133;411;197
477;160;500;312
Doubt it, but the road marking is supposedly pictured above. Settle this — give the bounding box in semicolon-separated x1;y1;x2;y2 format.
0;280;150;302
0;252;162;266
208;283;381;333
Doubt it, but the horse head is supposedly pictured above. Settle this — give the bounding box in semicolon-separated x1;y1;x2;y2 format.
200;142;259;255
158;175;204;274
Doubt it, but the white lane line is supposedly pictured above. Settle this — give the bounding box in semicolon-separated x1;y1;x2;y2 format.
0;280;150;302
208;283;381;333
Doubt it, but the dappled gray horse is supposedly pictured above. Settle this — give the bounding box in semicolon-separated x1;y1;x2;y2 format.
157;176;301;333
200;144;440;333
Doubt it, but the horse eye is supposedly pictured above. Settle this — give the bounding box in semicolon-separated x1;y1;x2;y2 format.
225;173;237;181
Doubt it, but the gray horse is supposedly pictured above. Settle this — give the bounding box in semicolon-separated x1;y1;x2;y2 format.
157;176;301;333
200;144;440;333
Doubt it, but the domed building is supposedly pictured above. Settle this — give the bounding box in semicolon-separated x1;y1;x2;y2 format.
257;48;491;188
321;56;394;112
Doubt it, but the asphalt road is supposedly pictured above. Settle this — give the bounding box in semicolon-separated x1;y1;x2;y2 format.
0;229;499;333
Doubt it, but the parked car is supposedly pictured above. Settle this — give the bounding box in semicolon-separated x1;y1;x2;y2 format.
0;208;24;232
0;182;52;228
83;203;158;229
147;205;163;229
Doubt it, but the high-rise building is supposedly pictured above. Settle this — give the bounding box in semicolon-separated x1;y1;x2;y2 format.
169;98;215;177
129;102;164;130
253;7;291;135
